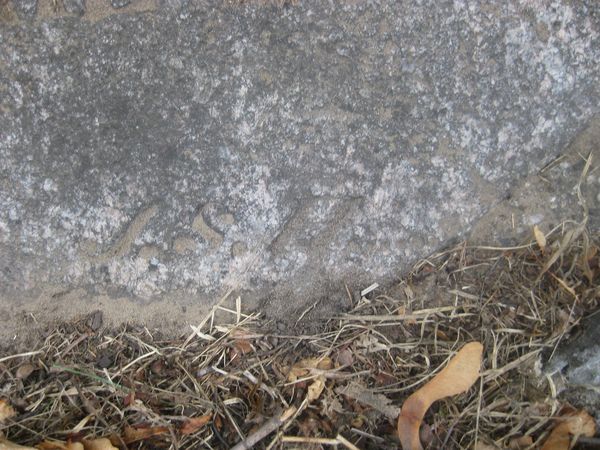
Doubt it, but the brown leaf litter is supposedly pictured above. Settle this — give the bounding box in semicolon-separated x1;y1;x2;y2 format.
0;225;599;449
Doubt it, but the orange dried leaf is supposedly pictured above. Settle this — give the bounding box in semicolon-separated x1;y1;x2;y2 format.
122;425;169;444
541;409;596;450
180;414;212;435
397;342;483;450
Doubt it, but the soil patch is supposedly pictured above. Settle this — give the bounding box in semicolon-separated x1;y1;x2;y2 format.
1;224;598;449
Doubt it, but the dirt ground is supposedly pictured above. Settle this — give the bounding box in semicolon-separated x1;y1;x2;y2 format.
0;218;598;449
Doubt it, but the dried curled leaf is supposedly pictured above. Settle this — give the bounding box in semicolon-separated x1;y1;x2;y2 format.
306;377;325;402
508;435;533;449
180;414;212;435
473;443;499;450
397;342;483;450
232;339;253;355
37;441;83;450
82;439;118;450
287;357;333;382
0;400;16;423
122;425;169;444
335;382;399;420
534;225;547;253
15;364;35;381
42;440;116;450
540;409;596;450
0;439;37;449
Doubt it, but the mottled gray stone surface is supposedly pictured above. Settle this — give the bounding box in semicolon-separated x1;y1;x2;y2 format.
62;0;86;16
0;0;599;334
110;0;131;9
11;0;38;20
545;313;600;407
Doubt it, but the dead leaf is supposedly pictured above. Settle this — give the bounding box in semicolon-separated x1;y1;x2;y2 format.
150;360;165;376
356;334;389;352
435;329;450;341
122;425;169;444
534;225;547;253
82;439;118;450
64;443;83;450
122;392;135;407
180;414;212;435
306;377;325;402
336;382;400;421
351;416;364;428
287;357;333;382
473;443;499;450
0;400;16;423
509;435;533;449
335;348;354;367
15;364;35;381
214;414;223;431
232;339;253;355
397;342;483;450
540;409;596;450
0;439;37;449
36;441;83;450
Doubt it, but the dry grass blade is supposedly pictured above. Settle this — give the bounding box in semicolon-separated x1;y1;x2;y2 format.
230;407;296;450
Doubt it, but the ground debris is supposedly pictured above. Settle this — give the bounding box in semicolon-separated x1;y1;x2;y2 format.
0;226;598;449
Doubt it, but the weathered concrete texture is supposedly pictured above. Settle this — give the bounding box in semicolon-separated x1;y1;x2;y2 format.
1;0;599;331
11;0;38;20
469;117;600;246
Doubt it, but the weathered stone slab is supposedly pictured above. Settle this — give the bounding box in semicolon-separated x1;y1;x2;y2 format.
545;314;600;409
0;0;598;333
